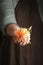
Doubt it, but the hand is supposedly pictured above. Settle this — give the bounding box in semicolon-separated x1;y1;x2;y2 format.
6;24;31;46
18;33;30;46
6;24;20;36
12;28;31;46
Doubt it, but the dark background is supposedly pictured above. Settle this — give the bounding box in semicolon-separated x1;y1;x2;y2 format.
0;0;43;65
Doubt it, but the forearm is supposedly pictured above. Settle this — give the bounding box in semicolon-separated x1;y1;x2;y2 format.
0;0;18;34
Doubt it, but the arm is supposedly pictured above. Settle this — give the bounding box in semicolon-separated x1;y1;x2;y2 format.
0;0;30;46
0;0;19;35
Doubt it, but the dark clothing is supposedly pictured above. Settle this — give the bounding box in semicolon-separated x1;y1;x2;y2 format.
0;0;43;65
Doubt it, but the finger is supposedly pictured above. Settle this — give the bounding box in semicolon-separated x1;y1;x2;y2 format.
18;38;21;43
18;37;22;43
22;37;27;46
20;37;25;46
23;38;27;45
21;35;28;46
20;42;23;45
20;39;24;45
22;41;26;46
19;34;30;46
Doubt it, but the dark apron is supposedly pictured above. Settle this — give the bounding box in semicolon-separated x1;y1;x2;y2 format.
0;0;43;65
